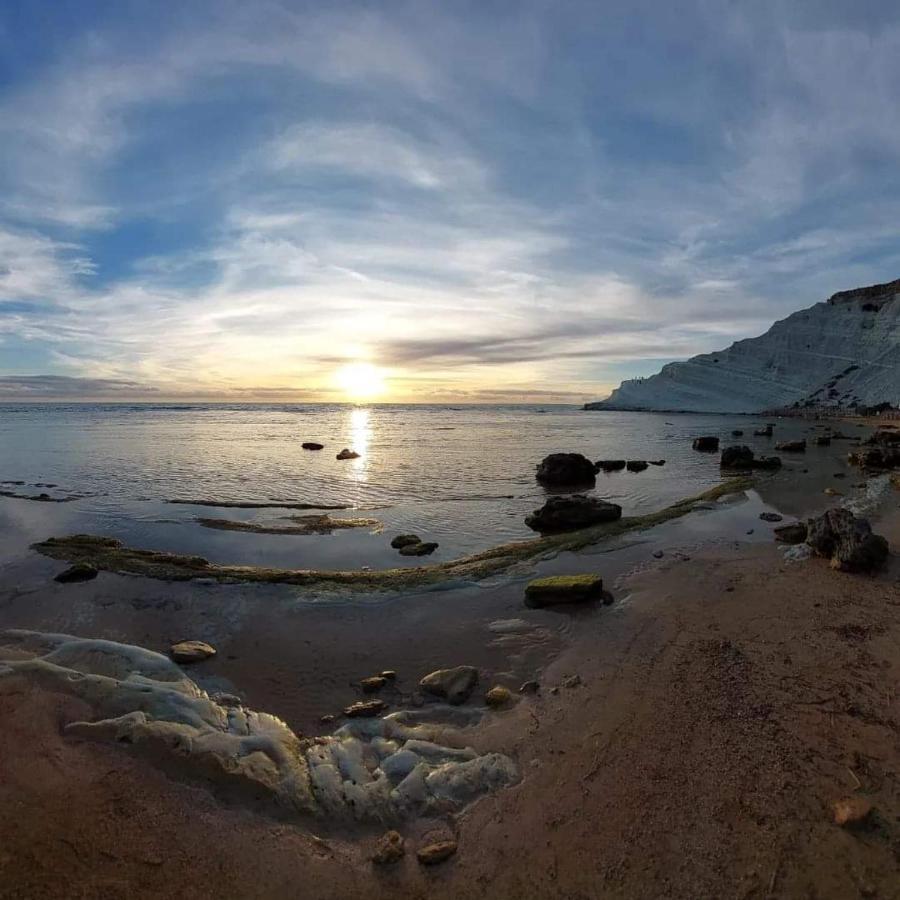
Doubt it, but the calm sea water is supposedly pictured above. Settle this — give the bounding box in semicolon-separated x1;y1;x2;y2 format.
0;403;833;570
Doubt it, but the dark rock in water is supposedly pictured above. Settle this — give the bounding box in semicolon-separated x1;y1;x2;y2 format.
774;522;808;544
536;452;596;487
360;676;387;693
775;440;806;452
170;640;216;664
417;840;457;866
344;699;387;718
759;512;783;522
519;680;540;694
524;495;622;533
626;460;648;472
752;456;782;471
731;430;744;437
648;459;666;466
815;436;832;447
54;562;98;583
336;448;360;460
692;436;719;452
398;541;438;556
372;830;405;865
849;446;900;470
390;534;421;549
864;429;900;448
419;666;478;704
596;459;626;472
720;445;755;470
379;670;397;680
301;442;324;450
524;574;606;608
807;508;889;572
754;425;774;437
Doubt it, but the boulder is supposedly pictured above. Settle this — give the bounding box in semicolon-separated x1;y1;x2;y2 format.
775;440;806;452
806;508;889;573
524;495;622;533
864;429;900;447
372;830;405;865
419;666;478;704
343;699;387;718
596;459;626;472
390;534;421;549
336;448;360;460
524;574;607;608
754;425;774;437
720;445;754;470
626;460;648;472
417;840;457;866
692;436;719;452
398;541;438;556
301;442;324;450
54;562;98;584
535;453;596;487
485;686;512;708
832;797;873;827
169;640;217;664
648;459;666;466
848;447;900;470
360;676;387;693
774;523;808;544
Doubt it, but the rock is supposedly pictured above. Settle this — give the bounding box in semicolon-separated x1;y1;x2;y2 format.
417;840;457;866
824;487;843;497
720;445;754;469
343;699;387;718
398;541;438;556
390;534;421;549
336;448;360;460
774;523;808;545
652;550;664;558
524;574;607;608
626;460;648;472
754;426;774;437
563;674;582;688
372;830;405;865
301;442;324;450
518;680;540;694
169;640;216;664
360;676;387;693
54;562;98;583
815;436;832;446
212;692;243;708
419;666;478;705
759;512;783;522
731;430;744;437
595;459;626;472
807;508;889;573
751;455;782;470
775;440;806;452
848;446;900;470
524;495;622;533
833;472;846;478
832;796;873;827
379;670;397;680
648;459;666;466
320;714;335;724
485;686;512;708
692;436;719;452
535;453;596;487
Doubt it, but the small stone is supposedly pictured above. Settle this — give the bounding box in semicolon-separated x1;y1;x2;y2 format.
563;674;582;688
54;563;98;584
648;459;666;466
320;714;335;724
372;830;405;865
390;534;421;549
360;676;387;693
301;442;324;450
169;640;216;664
379;670;397;680
419;665;478;704
524;574;605;608
519;680;540;694
417;840;457;866
824;487;843;497
759;512;783;522
343;699;387;718
398;541;438;556
775;440;806;453
652;550;664;559
773;522;808;545
485;686;512;708
692;436;719;452
832;796;873;827
336;448;360;460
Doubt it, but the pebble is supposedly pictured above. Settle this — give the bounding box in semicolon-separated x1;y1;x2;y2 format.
360;676;387;693
372;830;405;865
343;700;387;718
832;796;873;827
169;640;217;664
519;680;540;694
417;840;457;866
485;685;512;708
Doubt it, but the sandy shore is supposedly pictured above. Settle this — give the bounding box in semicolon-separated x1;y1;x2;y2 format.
2;498;898;899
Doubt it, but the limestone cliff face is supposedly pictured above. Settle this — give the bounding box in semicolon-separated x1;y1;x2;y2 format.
587;280;900;414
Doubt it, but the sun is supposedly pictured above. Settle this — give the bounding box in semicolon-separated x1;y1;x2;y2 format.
334;363;387;401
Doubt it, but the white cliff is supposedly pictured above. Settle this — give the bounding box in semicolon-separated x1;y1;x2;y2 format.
586;279;900;414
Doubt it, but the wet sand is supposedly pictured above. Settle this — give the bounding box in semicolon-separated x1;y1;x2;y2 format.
1;443;899;897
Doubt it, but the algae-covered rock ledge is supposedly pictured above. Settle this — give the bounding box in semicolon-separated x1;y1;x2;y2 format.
32;479;753;591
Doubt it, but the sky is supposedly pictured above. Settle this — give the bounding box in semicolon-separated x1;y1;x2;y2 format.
3;0;900;403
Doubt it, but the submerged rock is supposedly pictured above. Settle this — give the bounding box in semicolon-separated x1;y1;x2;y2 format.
759;512;783;523
807;508;889;572
692;436;719;452
390;534;422;549
595;459;626;472
524;495;622;534
301;442;325;450
54;562;98;584
626;460;648;472
169;640;217;664
524;574;607;608
731;429;744;437
535;453;596;487
775;440;806;452
417;840;457;866
398;541;438;557
774;523;808;545
372;830;405;864
754;426;774;437
419;666;478;705
360;676;387;693
336;448;361;460
720;445;754;470
752;456;782;470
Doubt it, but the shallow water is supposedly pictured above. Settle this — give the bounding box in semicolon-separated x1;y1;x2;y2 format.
0;403;872;568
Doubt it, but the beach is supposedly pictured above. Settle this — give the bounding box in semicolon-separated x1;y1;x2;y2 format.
1;407;898;898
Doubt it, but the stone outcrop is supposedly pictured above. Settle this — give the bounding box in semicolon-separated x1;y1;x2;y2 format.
806;509;889;572
524;574;608;608
692;436;719;452
525;495;622;533
419;666;479;705
535;453;596;487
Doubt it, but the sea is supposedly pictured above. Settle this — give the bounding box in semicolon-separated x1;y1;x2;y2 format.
0;402;870;571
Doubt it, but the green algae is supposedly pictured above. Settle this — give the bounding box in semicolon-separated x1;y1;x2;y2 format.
196;514;382;535
33;479;752;592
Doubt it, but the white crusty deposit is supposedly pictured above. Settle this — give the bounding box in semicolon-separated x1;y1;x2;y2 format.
0;629;516;823
587;280;900;414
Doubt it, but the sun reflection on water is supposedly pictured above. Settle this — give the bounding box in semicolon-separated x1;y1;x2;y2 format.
349;407;371;478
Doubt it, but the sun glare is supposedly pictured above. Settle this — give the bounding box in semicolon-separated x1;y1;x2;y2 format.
335;363;387;401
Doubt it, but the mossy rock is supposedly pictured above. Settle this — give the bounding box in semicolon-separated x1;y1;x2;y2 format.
524;574;606;608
